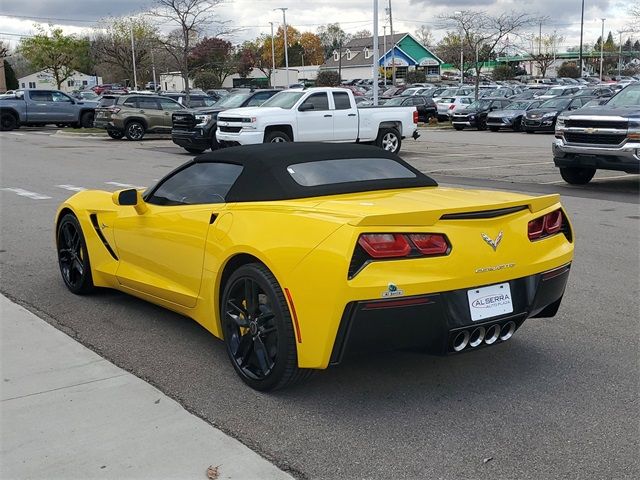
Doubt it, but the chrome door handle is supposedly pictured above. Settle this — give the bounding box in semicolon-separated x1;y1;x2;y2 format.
139;110;145;113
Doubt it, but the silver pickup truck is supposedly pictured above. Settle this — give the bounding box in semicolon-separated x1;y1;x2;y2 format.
0;89;97;131
553;84;640;184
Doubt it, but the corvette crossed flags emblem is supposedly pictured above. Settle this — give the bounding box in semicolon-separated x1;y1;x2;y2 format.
481;231;503;251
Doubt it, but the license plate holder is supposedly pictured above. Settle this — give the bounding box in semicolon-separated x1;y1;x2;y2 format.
467;283;513;321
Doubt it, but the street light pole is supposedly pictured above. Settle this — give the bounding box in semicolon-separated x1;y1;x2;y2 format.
373;0;379;106
129;24;138;90
600;18;605;81
455;11;463;86
578;0;584;76
269;22;276;87
275;8;290;88
383;25;387;88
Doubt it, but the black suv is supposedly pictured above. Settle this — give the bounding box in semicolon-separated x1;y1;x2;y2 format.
160;92;219;108
171;89;279;153
451;97;512;131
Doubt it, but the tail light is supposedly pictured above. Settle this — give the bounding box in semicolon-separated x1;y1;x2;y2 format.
408;234;449;255
528;209;566;240
413;110;419;124
358;234;411;258
108;107;121;114
449;104;455;110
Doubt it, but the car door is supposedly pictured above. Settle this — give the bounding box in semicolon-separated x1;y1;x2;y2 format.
157;97;184;128
331;91;358;141
26;90;54;122
50;91;78;122
113;162;243;307
296;92;333;141
135;97;165;131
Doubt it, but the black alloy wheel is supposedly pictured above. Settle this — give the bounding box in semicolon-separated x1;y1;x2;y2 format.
210;131;220;150
221;263;307;391
125;121;145;141
80;111;94;128
56;214;94;294
185;147;205;154
559;166;596;185
489;126;499;132
107;129;124;139
476;117;487;131
1;113;17;131
512;118;522;132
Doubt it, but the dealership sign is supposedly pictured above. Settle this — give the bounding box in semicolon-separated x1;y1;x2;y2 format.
419;58;440;66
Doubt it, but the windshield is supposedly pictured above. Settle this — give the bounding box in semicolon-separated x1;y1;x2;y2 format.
606;85;640;107
467;100;491;110
383;97;406;106
505;101;529;110
545;87;566;96
260;91;305;109
214;93;252;108
540;98;571;109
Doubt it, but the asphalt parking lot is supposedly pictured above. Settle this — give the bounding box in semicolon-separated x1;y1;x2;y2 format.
1;128;639;479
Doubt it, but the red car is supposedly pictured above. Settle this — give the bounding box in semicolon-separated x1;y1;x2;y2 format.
92;84;128;95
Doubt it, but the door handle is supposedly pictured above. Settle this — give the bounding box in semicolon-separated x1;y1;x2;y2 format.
324;114;332;118
139;110;145;113
348;113;356;117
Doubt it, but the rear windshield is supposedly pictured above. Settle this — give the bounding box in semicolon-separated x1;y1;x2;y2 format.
606;85;640;107
98;96;117;107
286;158;416;187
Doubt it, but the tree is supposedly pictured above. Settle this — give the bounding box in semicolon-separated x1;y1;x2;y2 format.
151;0;228;101
188;37;236;87
520;31;564;77
4;60;18;89
18;27;91;89
434;31;475;76
557;62;580;78
193;70;219;89
492;63;517;80
270;25;301;67
0;41;9;58
352;29;372;40
317;23;349;58
414;25;434;48
315;70;340;86
405;69;426;84
440;10;535;98
93;17;156;87
299;32;325;65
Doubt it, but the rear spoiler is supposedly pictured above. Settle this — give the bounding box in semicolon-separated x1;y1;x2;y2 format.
349;194;560;227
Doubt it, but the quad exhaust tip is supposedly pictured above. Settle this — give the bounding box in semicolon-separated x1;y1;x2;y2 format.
450;320;517;352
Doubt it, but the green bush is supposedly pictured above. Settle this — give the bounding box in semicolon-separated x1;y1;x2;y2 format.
557;62;580;78
316;70;341;87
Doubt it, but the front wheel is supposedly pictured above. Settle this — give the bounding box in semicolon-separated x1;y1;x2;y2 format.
264;130;291;143
1;113;18;131
125;121;145;141
185;147;205;154
489;126;499;132
107;129;124;139
476;118;487;131
453;125;464;131
512;118;522;132
56;214;94;295
376;127;402;154
559;167;596;185
80;111;94;128
221;263;309;391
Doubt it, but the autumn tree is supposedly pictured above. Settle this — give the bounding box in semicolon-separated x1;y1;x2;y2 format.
19;27;91;89
188;37;236;87
520;31;564;77
299;32;324;65
434;31;476;76
414;25;434;48
151;0;229;101
440;10;534;97
352;29;372;39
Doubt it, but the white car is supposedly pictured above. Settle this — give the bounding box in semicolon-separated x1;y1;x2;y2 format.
536;85;582;100
215;87;420;154
436;96;474;120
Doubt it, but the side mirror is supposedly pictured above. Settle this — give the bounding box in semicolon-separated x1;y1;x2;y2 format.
298;103;315;112
112;188;148;214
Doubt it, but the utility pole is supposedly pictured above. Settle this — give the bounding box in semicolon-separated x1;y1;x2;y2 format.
373;0;379;105
600;18;605;81
388;0;395;85
538;21;542;56
455;11;463;86
269;22;276;87
275;8;289;88
129;24;138;90
383;25;387;88
579;0;585;76
150;48;157;91
617;30;625;79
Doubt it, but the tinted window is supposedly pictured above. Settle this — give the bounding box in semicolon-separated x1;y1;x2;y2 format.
246;91;275;107
99;96;117;107
30;91;53;102
148;163;244;205
158;97;183;111
138;98;160;110
52;91;72;102
333;92;351;110
122;97;137;108
300;93;329;111
287;158;416;187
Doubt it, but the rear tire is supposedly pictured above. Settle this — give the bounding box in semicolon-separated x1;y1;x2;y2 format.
525;129;534;134
264;130;291;143
125;121;145;141
80;111;94;128
559;167;596;185
375;127;402;154
489;126;499;132
453;125;464;131
0;113;18;131
512;118;522;132
476;118;487;131
221;263;310;391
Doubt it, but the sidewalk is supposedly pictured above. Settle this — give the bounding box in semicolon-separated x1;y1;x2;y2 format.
0;295;294;480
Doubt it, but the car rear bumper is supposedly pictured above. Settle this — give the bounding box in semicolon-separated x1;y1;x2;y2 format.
329;264;571;364
553;139;640;173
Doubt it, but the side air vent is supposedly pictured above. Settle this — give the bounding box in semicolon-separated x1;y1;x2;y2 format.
90;214;118;260
441;205;528;220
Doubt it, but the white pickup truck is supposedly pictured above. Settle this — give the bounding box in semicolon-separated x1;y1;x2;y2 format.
215;87;419;154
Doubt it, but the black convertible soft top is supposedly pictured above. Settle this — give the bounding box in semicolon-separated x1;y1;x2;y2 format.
191;143;437;202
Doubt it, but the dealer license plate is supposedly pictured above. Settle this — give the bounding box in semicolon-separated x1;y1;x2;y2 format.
467;283;513;321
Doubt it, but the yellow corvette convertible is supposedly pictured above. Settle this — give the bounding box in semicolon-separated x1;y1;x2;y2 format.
55;143;574;391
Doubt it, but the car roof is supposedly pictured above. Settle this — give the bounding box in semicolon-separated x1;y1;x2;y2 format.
185;143;437;202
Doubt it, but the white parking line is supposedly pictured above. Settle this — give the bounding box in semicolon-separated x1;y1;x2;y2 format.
427;161;553;173
5;132;25;136
1;188;52;200
57;184;87;192
105;182;145;189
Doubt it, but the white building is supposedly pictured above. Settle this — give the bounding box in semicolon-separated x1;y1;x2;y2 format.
221;67;320;88
159;72;194;92
18;70;102;93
